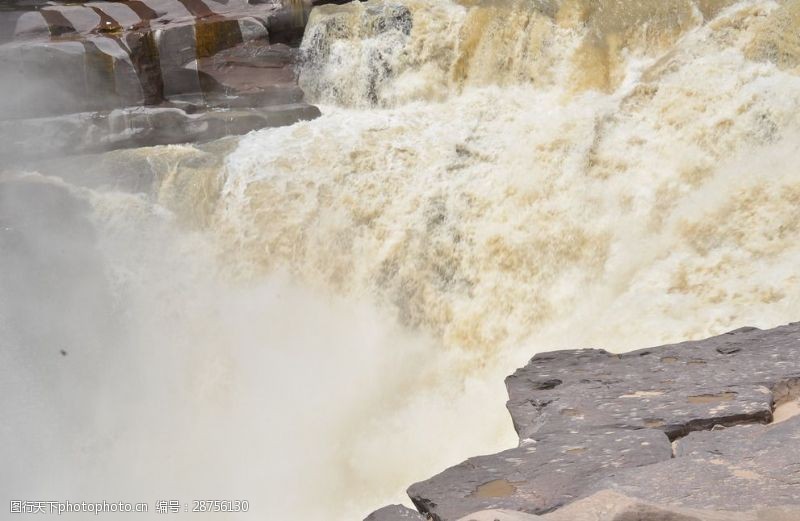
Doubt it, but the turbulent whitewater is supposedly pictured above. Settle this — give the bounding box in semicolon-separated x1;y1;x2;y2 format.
6;0;800;519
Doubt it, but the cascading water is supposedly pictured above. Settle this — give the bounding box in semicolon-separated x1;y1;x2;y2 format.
5;0;800;519
225;0;800;352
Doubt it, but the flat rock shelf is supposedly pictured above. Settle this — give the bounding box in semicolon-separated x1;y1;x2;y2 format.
367;323;800;521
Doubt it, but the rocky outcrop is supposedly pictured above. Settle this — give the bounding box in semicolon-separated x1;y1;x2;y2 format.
0;0;321;160
402;324;800;521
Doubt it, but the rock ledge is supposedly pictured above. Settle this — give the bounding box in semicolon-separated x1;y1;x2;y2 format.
368;323;800;521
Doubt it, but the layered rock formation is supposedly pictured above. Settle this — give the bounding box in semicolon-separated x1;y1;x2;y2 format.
368;324;800;521
0;0;321;160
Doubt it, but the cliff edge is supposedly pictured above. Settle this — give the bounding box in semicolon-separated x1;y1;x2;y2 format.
370;323;800;520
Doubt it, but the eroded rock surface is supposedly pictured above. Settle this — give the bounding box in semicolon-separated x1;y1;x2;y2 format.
407;324;800;520
0;0;321;160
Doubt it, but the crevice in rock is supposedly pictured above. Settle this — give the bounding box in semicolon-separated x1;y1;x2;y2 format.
409;497;437;521
659;378;800;450
663;411;772;442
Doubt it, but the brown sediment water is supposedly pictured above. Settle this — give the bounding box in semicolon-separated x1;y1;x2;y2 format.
471;479;517;498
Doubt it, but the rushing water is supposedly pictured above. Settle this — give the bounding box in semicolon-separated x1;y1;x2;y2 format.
5;0;800;519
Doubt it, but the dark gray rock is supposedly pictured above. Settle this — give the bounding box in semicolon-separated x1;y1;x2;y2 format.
364;504;426;521
590;415;800;510
409;324;800;520
503;327;796;442
409;429;671;520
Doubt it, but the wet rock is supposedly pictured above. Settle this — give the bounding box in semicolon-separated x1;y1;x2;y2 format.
191;41;305;104
0;103;320;161
11;135;238;196
0;0;320;157
409;323;800;520
364;504;426;521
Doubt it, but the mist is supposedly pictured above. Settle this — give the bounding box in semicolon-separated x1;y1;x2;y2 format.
0;171;516;520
